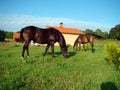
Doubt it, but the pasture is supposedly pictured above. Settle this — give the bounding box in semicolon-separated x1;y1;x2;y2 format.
0;40;120;90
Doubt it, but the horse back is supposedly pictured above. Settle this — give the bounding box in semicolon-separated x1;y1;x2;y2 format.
34;28;59;44
86;34;95;42
78;34;88;43
20;26;62;44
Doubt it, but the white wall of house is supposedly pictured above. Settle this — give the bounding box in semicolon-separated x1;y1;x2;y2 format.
55;33;79;46
63;34;79;46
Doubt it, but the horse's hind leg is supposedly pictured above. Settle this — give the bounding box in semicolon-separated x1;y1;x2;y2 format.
21;41;29;58
43;44;50;56
26;43;29;57
90;42;94;53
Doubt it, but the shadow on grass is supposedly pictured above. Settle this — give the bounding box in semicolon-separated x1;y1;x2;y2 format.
67;51;76;57
43;51;76;58
73;48;97;53
101;82;118;90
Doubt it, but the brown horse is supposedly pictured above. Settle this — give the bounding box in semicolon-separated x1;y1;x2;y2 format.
73;33;102;52
20;26;68;58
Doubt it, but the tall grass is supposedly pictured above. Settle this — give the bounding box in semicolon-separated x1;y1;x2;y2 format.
0;40;120;90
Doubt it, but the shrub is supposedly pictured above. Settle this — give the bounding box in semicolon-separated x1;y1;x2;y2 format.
104;43;120;64
5;31;13;39
84;43;91;50
0;30;5;41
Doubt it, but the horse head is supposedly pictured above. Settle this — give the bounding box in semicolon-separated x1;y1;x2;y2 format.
57;30;68;58
61;45;68;58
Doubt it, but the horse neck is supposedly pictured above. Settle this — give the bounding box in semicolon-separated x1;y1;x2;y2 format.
58;33;66;48
74;37;79;47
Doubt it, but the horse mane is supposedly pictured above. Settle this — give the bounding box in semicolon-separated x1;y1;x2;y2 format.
57;29;67;47
86;33;104;39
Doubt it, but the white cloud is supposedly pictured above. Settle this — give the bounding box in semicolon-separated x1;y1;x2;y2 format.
0;14;112;32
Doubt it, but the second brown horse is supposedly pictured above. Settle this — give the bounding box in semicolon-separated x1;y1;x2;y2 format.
73;33;102;52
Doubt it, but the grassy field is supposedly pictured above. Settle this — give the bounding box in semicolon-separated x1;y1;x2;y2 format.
0;40;120;90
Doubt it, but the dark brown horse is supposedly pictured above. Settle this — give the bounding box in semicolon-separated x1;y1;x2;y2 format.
20;26;68;58
73;33;102;52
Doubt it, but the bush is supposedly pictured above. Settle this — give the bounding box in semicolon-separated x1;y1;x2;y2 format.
84;43;91;50
5;31;13;39
104;43;120;64
104;43;120;71
0;30;5;41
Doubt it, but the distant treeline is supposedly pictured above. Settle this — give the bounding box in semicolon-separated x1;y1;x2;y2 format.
0;24;120;41
83;24;120;40
0;30;13;41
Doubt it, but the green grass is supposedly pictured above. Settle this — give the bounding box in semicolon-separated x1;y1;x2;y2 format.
0;40;120;90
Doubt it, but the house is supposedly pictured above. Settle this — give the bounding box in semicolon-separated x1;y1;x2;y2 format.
13;33;20;42
46;22;85;46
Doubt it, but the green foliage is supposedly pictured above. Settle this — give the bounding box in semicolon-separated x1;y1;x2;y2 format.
85;29;94;34
95;29;103;36
104;43;120;72
109;24;120;40
95;29;109;39
5;31;13;39
0;30;5;41
104;43;120;64
84;43;90;50
84;28;109;39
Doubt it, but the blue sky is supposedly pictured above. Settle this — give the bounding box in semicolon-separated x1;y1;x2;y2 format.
0;0;120;32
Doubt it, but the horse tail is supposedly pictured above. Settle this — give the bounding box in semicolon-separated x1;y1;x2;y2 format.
20;28;25;42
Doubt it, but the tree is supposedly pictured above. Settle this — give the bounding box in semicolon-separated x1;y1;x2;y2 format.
85;29;94;34
0;30;5;41
102;32;109;39
95;29;109;39
95;29;103;36
109;24;120;40
5;31;13;39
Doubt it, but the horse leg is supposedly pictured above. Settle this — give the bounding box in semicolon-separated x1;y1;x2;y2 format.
75;43;79;50
26;42;30;58
75;44;77;50
21;44;25;59
43;44;50;56
51;44;55;57
90;42;94;52
76;43;78;50
21;41;29;58
78;43;81;50
83;44;86;51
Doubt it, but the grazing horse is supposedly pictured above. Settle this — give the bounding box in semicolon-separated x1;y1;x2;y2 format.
20;26;68;58
73;33;102;52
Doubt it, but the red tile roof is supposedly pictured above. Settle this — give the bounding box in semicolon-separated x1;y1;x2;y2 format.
46;26;85;35
13;33;20;39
